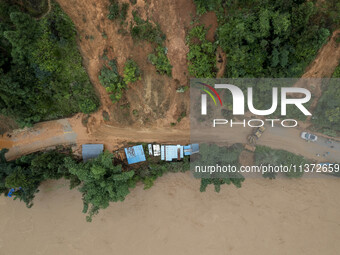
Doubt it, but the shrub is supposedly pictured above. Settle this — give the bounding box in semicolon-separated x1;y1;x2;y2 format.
132;109;139;118
177;112;186;123
332;62;340;78
102;111;110;121
107;0;119;20
79;99;98;114
123;59;141;84
120;3;129;21
193;0;220;15
255;146;308;179
99;60;127;103
131;11;165;45
148;46;172;76
108;0;129;21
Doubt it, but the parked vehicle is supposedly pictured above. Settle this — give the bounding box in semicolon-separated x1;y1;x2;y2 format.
301;132;318;142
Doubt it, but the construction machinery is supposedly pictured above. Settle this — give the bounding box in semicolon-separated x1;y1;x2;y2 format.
247;126;266;145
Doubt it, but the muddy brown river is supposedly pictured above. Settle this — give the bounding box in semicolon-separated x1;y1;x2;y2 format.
1;172;340;254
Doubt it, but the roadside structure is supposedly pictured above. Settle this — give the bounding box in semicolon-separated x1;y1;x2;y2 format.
82;144;104;162
125;145;146;164
184;144;199;156
148;144;161;156
161;145;184;161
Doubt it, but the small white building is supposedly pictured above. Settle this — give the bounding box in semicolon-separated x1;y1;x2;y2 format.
153;144;161;156
148;144;161;156
148;144;153;156
161;145;184;161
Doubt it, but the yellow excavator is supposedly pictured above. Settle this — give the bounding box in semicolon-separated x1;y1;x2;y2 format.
245;126;266;151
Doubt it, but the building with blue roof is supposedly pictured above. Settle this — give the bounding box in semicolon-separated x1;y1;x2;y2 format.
125;145;146;164
82;144;104;162
183;144;200;156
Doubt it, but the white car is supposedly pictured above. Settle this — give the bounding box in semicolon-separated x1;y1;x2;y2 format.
301;132;318;142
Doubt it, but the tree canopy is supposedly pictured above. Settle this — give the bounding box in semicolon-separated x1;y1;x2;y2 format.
65;151;136;222
0;2;99;127
191;0;340;78
0;148;79;208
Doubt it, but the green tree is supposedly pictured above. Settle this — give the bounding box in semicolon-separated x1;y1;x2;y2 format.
65;151;136;222
148;46;172;76
0;148;80;208
123;59;141;84
215;1;331;78
99;60;127;103
0;2;99;126
193;144;245;192
186;25;217;78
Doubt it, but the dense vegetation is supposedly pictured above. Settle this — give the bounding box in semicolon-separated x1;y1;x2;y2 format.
65;151;136;222
8;0;50;18
108;0;129;22
99;58;142;103
313;72;340;134
123;59;141;84
147;46;172;76
192;144;245;192
0;148;193;221
255;146;308;179
0;1;99;127
186;25;217;78
130;10;165;45
135;151;190;190
191;0;340;78
99;59;127;103
0;148;80;208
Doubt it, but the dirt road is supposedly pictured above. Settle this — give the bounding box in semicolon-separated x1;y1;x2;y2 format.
2;114;339;163
191;123;340;162
1;116;190;160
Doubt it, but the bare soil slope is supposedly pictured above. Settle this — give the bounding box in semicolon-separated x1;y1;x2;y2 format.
296;29;340;114
56;0;196;131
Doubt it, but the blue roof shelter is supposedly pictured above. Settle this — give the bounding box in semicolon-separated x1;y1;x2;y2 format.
82;144;104;162
184;144;200;156
125;145;146;164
